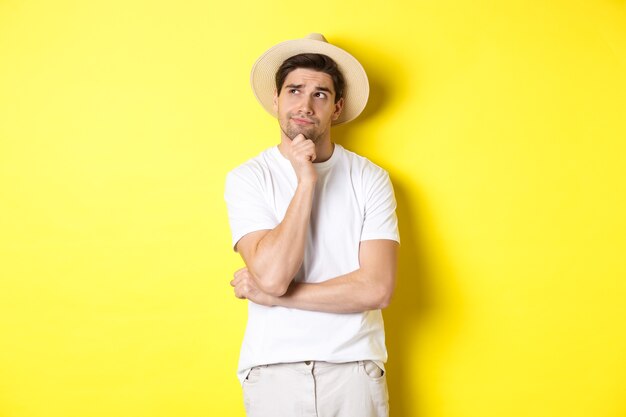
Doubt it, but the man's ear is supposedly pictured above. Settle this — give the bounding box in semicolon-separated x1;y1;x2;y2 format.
332;97;344;120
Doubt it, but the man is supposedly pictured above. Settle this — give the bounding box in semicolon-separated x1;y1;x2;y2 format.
224;33;400;417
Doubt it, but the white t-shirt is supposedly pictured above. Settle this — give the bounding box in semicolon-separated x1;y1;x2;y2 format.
225;144;400;384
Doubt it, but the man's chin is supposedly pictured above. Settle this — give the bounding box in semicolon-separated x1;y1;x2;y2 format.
287;128;317;141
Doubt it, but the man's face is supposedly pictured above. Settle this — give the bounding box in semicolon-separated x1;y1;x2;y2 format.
273;68;344;143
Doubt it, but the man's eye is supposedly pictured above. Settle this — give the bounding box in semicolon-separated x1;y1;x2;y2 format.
315;92;327;98
289;89;299;94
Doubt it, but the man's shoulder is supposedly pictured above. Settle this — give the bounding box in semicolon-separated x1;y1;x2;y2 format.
227;146;279;178
337;145;389;178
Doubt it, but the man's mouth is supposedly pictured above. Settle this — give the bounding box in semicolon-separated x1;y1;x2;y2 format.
291;117;315;125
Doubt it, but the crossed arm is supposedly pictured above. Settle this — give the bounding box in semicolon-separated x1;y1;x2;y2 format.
231;237;398;314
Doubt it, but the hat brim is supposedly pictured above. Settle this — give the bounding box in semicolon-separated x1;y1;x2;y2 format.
250;37;369;125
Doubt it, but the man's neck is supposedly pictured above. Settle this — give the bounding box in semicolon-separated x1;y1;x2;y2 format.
312;139;334;163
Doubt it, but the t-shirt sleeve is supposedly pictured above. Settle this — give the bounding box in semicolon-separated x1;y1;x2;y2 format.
360;169;400;244
224;166;278;251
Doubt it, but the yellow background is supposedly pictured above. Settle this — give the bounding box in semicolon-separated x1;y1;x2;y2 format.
1;0;625;416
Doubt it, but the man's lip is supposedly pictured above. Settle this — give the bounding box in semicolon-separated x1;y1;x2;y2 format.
291;117;315;125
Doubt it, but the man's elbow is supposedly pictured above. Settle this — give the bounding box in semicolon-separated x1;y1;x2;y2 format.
374;288;393;309
253;272;291;297
244;263;292;297
369;281;394;310
261;280;290;297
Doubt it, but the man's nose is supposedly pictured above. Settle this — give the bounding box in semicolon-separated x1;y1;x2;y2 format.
297;96;314;114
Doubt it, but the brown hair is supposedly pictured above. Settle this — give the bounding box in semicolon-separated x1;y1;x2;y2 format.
275;53;345;103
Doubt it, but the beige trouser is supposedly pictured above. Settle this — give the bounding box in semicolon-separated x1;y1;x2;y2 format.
242;360;389;417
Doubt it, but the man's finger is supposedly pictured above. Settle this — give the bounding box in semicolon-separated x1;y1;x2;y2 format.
233;281;247;299
292;133;306;144
231;274;241;287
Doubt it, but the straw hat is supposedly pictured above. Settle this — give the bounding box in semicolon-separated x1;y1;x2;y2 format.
250;33;369;125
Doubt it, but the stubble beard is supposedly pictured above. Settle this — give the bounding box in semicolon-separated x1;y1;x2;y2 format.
280;115;325;143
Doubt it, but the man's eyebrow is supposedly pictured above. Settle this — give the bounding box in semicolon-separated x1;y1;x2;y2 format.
315;86;332;93
283;84;334;94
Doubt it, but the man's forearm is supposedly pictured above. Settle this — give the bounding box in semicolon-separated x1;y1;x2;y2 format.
273;270;392;314
263;240;399;313
241;180;315;296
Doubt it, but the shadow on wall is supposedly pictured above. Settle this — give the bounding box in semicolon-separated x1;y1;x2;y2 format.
333;39;441;416
385;182;435;417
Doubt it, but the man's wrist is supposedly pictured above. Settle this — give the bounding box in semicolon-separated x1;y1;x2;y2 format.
297;177;317;188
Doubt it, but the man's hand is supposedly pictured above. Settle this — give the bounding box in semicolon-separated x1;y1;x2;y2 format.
231;267;275;307
284;134;317;184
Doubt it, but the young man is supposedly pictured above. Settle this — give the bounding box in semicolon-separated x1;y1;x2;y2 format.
225;33;400;417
